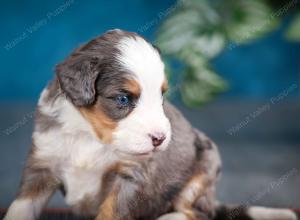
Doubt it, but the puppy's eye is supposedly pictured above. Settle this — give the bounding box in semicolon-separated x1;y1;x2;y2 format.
116;95;130;106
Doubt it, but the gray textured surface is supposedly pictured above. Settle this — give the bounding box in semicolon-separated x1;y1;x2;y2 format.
0;100;299;208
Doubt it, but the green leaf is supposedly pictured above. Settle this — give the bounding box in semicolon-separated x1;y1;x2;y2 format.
156;1;228;107
286;13;300;41
220;0;280;44
180;65;228;107
156;0;225;59
156;0;281;107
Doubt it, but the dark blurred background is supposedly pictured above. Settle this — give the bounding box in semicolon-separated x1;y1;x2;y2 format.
0;0;299;210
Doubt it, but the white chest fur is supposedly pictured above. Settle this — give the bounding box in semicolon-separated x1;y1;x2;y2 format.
61;138;115;206
63;161;103;206
34;127;117;207
33;90;117;207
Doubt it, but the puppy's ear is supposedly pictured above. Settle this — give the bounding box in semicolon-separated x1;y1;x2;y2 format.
56;55;99;106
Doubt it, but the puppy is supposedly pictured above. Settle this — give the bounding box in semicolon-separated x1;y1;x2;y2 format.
4;29;297;220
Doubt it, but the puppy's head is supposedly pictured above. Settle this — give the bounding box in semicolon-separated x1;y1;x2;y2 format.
56;29;171;157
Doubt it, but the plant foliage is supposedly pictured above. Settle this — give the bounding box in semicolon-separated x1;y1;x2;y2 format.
156;0;280;107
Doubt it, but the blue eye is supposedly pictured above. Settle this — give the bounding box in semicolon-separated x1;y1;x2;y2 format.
116;95;130;106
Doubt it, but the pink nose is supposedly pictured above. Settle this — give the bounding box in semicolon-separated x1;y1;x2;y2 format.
149;132;166;147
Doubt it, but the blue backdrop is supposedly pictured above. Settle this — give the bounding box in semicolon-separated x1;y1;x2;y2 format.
1;0;300;101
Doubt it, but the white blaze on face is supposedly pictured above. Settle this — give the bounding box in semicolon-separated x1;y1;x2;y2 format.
113;36;171;155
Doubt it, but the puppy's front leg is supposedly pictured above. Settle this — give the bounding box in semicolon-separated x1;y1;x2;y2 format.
4;159;60;220
95;161;146;220
96;184;120;220
157;172;212;220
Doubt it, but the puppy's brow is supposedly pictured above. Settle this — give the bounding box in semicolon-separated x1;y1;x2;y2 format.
124;79;141;97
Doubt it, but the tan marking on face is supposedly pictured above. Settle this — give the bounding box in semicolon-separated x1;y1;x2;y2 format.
80;105;117;144
173;172;210;220
162;77;168;94
124;79;141;97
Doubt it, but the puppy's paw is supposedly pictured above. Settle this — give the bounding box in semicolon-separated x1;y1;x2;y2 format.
156;212;188;220
195;194;215;218
117;161;147;183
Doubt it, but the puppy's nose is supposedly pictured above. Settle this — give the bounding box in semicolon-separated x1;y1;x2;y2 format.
149;132;166;147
